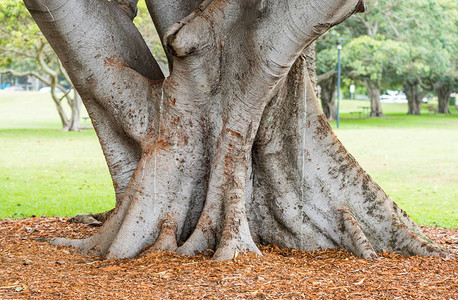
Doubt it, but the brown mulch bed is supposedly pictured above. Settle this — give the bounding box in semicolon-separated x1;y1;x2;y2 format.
0;218;456;299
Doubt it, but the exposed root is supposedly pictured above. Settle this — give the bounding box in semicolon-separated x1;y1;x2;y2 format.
341;210;377;259
149;219;178;252
213;236;261;261
68;209;114;226
390;218;448;258
68;214;102;227
49;155;157;257
177;222;217;256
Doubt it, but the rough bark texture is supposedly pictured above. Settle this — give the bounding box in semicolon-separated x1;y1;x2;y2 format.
365;79;383;117
23;0;450;261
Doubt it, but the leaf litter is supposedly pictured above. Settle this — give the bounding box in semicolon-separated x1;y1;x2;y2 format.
0;217;456;299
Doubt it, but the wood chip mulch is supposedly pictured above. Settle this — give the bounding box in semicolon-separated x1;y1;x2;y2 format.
0;218;456;299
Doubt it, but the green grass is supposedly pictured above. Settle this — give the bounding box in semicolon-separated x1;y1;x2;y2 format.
0;91;89;129
0;92;457;228
333;99;458;129
0;92;112;218
0;129;114;218
331;100;458;228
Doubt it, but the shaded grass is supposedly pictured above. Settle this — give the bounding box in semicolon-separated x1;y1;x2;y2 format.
0;93;457;227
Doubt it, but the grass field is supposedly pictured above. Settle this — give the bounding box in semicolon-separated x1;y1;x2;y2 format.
1;91;457;228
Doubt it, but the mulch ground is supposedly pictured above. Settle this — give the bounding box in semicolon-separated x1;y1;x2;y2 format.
0;218;456;299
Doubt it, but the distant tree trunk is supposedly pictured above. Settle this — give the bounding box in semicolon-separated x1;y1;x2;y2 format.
404;81;424;115
63;92;82;131
436;84;452;114
319;76;338;120
365;79;383;117
24;0;449;261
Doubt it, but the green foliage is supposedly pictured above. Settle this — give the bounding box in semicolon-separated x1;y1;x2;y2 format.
343;36;405;82
316;0;457;94
0;0;45;66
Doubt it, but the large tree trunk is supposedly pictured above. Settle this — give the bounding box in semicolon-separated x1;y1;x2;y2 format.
436;83;452;114
365;79;383;117
24;0;449;260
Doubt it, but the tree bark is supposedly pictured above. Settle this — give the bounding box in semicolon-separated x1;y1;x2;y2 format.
365;79;384;117
23;0;450;261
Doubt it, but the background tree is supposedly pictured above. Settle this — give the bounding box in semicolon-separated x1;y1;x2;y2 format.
22;0;449;261
0;0;82;131
426;0;457;114
344;36;392;117
316;39;338;120
385;0;457;114
315;0;457;117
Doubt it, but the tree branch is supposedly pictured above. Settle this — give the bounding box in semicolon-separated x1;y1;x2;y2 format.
0;68;50;86
317;70;337;83
36;42;57;78
0;46;36;59
417;76;433;91
57;59;77;107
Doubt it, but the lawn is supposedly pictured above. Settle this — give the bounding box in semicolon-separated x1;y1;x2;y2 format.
0;91;457;228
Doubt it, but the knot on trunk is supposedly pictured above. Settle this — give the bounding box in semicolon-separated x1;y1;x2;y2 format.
164;16;213;58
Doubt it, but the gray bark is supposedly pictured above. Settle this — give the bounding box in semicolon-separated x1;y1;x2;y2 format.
23;0;450;261
144;0;204;68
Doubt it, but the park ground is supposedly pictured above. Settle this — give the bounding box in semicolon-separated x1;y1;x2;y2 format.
0;218;456;299
0;91;457;298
